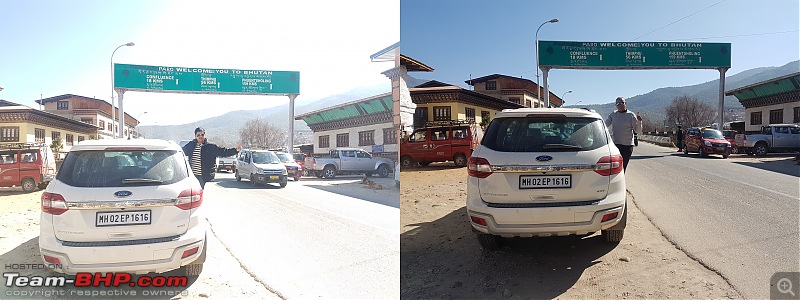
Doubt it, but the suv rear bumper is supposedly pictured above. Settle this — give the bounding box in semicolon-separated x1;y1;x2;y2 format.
39;218;206;275
466;181;627;237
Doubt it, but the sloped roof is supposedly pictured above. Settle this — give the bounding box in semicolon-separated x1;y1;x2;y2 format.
401;54;434;72
726;72;800;101
414;80;455;88
295;92;392;125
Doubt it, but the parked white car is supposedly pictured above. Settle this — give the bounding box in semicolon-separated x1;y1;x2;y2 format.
467;108;627;250
234;149;288;188
39;139;206;275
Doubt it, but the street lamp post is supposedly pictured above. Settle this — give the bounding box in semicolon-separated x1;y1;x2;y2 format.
536;18;559;107
111;42;135;139
132;112;147;139
561;90;572;105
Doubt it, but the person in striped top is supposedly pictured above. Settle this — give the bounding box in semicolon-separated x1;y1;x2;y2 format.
181;127;241;188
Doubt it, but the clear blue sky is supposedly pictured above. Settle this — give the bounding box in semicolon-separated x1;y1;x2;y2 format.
0;0;399;125
400;0;799;106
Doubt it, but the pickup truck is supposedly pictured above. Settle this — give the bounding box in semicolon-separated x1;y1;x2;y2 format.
310;148;394;179
217;155;236;172
735;124;800;156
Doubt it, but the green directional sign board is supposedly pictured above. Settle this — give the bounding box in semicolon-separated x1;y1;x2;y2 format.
538;41;731;69
114;64;300;95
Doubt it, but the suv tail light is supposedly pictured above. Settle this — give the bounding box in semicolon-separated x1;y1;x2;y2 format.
41;192;68;215
176;189;203;210
594;155;623;176
468;157;492;178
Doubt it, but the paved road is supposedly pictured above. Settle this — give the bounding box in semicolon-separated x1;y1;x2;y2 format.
202;172;400;299
625;142;799;299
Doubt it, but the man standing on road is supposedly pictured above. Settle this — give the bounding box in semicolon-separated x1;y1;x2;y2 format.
182;127;241;189
605;97;643;172
676;125;684;152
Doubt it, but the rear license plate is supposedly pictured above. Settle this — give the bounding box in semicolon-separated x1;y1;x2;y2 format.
269;175;279;180
96;210;151;227
519;175;571;189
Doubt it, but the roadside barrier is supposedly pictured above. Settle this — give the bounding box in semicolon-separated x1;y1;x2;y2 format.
638;135;674;147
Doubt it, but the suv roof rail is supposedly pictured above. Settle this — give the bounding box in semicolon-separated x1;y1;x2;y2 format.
423;120;476;128
0;142;48;150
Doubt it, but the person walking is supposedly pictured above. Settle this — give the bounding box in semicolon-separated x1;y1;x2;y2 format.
676;125;684;152
605;97;643;173
182;127;241;189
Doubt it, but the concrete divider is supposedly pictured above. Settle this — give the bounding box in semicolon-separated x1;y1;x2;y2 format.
639;135;674;147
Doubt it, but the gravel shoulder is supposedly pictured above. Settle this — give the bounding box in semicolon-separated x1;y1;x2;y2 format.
400;164;741;299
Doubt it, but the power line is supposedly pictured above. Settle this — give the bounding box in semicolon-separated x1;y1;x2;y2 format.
662;30;799;41
633;0;728;41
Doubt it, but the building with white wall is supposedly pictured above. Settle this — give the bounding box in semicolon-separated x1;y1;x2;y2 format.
0;100;98;153
726;72;800;132
295;93;396;159
36;94;141;139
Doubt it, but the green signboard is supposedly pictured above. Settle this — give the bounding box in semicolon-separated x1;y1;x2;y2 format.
538;41;731;69
114;64;300;95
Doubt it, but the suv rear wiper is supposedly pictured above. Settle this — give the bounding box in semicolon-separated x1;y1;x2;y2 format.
542;144;583;150
122;178;164;184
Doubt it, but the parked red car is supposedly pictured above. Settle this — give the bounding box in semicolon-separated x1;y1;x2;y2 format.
399;121;483;168
683;127;731;158
722;130;739;154
0;143;57;192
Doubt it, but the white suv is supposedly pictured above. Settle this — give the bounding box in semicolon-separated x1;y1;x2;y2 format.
467;108;627;249
39;139;206;275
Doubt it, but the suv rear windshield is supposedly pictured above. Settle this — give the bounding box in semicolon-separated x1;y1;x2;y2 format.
57;150;188;187
482;117;608;152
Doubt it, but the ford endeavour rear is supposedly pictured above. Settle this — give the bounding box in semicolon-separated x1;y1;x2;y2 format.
39;139;206;276
466;108;627;249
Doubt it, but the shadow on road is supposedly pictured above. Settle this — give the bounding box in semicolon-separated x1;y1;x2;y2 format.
628;155;665;161
303;179;400;209
0;237;200;299
0;188;34;197
401;207;617;299
733;157;800;177
212;177;287;190
401;162;465;173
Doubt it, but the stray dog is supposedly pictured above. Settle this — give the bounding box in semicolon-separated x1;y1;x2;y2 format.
361;175;384;190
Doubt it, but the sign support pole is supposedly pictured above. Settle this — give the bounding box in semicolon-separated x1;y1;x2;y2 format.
287;94;298;152
717;67;728;130
117;89;125;139
543;67;551;108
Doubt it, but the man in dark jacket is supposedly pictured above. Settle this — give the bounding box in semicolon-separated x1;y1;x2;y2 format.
182;127;241;188
676;125;684;152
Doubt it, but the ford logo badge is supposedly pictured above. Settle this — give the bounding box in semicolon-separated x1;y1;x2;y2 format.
114;191;133;197
535;155;553;162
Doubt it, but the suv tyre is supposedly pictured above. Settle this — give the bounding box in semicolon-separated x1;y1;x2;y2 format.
476;233;502;250
323;166;337;179
602;205;627;243
453;153;467;167
21;178;36;193
377;164;390;178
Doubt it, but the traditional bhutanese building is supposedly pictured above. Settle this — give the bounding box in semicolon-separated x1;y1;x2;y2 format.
0;100;98;153
295;92;396;158
726;72;800;132
409;82;524;128
36;94;141;139
466;74;564;108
